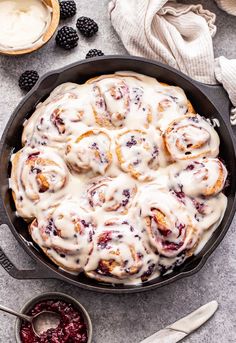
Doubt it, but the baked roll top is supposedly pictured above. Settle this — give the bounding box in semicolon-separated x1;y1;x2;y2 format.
29;200;95;272
64;130;112;174
85;217;158;283
169;158;227;197
10;146;69;220
163;114;220;161
138;186;199;258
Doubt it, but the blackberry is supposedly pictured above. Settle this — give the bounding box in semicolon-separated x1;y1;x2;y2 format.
55;26;79;50
18;70;39;92
86;49;104;59
60;0;76;19
76;17;98;37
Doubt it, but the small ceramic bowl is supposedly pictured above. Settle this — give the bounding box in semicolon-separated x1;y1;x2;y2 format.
15;292;93;343
0;0;60;56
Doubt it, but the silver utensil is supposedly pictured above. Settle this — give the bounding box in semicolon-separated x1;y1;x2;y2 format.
140;300;218;343
0;304;60;337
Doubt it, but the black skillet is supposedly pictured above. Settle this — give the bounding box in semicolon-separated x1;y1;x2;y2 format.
0;56;235;293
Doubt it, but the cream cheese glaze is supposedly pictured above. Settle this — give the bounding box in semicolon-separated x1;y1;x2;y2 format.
10;72;228;284
0;0;52;51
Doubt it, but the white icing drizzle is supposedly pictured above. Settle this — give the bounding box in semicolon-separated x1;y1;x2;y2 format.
10;72;228;284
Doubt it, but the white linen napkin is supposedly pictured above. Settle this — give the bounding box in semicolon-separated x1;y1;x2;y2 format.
109;0;236;124
109;0;217;84
215;57;236;125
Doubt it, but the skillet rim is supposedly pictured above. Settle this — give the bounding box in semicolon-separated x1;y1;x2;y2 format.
0;55;235;293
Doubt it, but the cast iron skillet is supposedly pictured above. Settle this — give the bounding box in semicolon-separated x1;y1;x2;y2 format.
0;56;235;293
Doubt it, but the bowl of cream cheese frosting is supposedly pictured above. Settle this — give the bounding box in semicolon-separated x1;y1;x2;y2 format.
0;0;60;55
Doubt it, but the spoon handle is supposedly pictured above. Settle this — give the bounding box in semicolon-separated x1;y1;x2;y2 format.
0;304;32;322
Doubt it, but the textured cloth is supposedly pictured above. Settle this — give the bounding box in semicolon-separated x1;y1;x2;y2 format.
109;0;236;124
215;0;236;15
214;0;236;120
109;0;217;84
215;57;236;124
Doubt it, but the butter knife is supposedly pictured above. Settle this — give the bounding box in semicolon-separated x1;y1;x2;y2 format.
140;301;218;343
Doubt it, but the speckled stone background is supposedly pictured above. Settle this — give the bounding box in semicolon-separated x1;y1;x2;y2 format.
0;1;236;342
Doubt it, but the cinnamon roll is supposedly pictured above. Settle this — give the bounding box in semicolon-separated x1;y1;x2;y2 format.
64;130;112;175
85;217;158;283
125;85;153;129
85;174;137;213
116;129;166;180
163;114;220;161
88;74;154;129
139;186;199;258
169;158;227;197
152;83;196;129
10;146;69;220
22;87;96;148
29;200;95;272
89;76;130;128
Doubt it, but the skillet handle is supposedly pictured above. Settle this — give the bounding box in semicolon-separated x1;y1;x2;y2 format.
0;245;52;279
192;81;233;125
0;221;53;279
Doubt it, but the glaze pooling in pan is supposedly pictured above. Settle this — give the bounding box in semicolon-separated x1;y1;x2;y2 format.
10;72;228;284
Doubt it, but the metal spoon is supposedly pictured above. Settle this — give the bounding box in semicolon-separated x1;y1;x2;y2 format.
0;304;60;337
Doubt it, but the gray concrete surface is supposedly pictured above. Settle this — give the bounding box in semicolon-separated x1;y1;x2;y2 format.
0;0;235;342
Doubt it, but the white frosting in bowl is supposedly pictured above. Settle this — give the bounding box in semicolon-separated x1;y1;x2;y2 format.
10;72;228;284
0;0;51;51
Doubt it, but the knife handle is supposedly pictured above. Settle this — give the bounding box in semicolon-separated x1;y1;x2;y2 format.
140;328;186;343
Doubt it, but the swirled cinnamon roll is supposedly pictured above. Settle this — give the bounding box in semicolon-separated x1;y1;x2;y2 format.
88;76;131;128
88;74;154;129
64;130;112;175
152;83;195;129
85;174;137;213
116;129;166;180
22;86;96;148
169;158;228;197
10;146;69;220
163;114;220;161
29;200;95;272
85;217;158;283
139;186;199;258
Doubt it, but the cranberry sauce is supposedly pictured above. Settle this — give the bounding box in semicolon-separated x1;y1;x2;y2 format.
20;300;88;343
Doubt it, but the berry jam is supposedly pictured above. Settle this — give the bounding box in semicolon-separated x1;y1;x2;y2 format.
20;300;88;343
